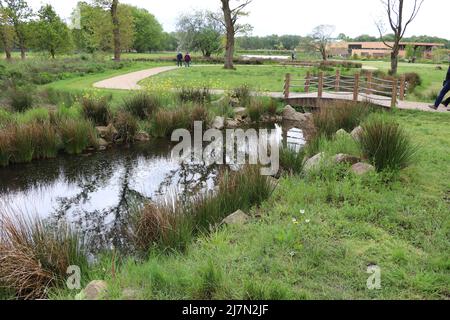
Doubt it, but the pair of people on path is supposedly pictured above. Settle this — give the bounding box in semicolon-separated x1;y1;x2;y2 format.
430;63;450;111
176;52;191;67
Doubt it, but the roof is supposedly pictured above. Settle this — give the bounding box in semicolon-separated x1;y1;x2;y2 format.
330;42;445;49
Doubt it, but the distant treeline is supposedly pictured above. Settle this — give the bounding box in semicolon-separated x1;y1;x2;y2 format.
237;34;450;51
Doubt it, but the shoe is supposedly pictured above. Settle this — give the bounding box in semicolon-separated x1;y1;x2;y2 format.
428;105;438;110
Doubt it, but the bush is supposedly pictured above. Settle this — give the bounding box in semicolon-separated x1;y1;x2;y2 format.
232;85;252;107
359;115;417;172
8;87;34;112
177;87;211;105
58;119;97;155
404;73;422;93
123;92;162;120
114;111;138;144
81;96;110;126
0;211;87;299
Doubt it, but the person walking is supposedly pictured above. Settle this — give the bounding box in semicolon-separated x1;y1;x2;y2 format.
184;52;191;67
176;52;183;67
429;62;450;110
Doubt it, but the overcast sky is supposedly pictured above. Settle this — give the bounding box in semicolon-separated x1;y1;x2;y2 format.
27;0;449;39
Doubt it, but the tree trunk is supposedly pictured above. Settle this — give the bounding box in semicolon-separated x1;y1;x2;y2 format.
320;46;327;61
4;47;11;60
111;0;121;62
390;40;400;75
0;31;11;60
222;0;235;69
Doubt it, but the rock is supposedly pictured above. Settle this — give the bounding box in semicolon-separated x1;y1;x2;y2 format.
221;210;250;226
212;116;225;130
351;126;364;141
96;125;118;142
230;97;240;108
351;162;375;176
332;153;360;165
81;280;108;300
336;129;350;139
304;152;325;172
282;106;313;129
234;107;247;117
96;126;108;138
226;118;240;129
135;131;150;142
97;138;109;151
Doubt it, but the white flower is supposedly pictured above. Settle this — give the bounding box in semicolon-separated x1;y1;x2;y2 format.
305;219;311;223
300;209;306;215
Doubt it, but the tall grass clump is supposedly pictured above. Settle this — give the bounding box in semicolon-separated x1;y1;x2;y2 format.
313;101;372;138
32;122;60;159
190;104;211;128
16;107;50;124
150;108;191;138
247;98;264;122
178;87;211;105
124;92;162;120
279;146;306;175
10;124;35;163
0;211;87;299
81;96;110;126
58;119;97;154
8;87;34;112
359;115;417;172
114;111;138;144
232;84;251;107
0;129;11;166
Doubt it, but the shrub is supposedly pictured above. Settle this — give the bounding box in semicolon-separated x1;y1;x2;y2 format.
404;73;422;93
280;146;305;175
232;84;252;107
8;87;34;112
114;111;138;144
45;88;77;107
124;92;162;120
313;101;372;138
177;87;211;105
81;96;110;126
359;115;417;172
58;119;96;154
0;211;87;299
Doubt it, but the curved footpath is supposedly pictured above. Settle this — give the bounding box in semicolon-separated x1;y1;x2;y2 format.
93;66;447;113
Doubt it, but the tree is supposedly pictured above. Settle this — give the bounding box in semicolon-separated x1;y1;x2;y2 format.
213;0;253;69
29;5;72;58
0;3;14;60
309;24;335;60
95;0;121;61
130;7;164;52
176;10;223;57
3;0;32;59
376;0;424;75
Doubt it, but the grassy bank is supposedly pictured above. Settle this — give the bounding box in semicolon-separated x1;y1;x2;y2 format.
43;109;449;300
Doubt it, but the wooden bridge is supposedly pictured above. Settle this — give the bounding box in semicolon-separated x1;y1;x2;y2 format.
283;71;408;109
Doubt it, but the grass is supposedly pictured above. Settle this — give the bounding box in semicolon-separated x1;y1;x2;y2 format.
58;118;97;155
81;96;111;126
123;92;162;120
45;109;450;300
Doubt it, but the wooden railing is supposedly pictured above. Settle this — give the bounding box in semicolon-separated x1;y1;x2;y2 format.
284;71;407;108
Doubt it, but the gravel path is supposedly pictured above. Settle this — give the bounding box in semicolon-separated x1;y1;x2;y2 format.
93;66;446;113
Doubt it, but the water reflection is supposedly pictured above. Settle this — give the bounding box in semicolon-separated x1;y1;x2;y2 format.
0;124;305;251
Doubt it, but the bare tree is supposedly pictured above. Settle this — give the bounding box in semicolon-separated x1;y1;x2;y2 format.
376;0;424;75
308;24;335;61
213;0;253;69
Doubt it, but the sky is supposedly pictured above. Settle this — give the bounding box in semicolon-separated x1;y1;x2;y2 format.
27;0;450;39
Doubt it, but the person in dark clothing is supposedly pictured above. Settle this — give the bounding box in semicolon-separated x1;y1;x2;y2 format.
176;52;183;67
184;52;191;67
430;64;450;110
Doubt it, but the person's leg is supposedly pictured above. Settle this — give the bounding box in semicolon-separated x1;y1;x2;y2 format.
433;81;450;107
443;96;450;107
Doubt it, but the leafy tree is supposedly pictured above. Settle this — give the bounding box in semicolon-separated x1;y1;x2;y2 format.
29;5;73;58
2;0;32;59
176;10;223;57
0;4;14;59
162;32;178;51
130;6;163;52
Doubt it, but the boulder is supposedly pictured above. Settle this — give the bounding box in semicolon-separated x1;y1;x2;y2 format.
226;118;240;129
212;116;225;130
96;125;118;142
79;280;108;300
351;126;364;141
304;152;325;172
135;131;150;142
221;210;250;226
333;154;360;165
234;107;247;117
283;105;305;122
351;162;375;176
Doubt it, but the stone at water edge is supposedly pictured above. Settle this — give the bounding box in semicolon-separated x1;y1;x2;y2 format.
351;126;364;141
303;152;325;172
135;131;150;142
234;107;247;117
351;162;375;176
96;124;118;142
212;116;225;130
221;210;250;226
226;118;239;129
333;154;360;165
97;138;109;150
77;280;108;300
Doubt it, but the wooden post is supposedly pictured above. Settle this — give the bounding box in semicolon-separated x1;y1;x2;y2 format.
335;69;340;92
353;73;360;102
366;72;372;95
391;79;398;108
318;72;324;99
399;75;406;101
284;73;291;100
305;71;310;93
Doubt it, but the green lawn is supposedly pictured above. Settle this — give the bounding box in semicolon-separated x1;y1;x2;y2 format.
51;109;450;300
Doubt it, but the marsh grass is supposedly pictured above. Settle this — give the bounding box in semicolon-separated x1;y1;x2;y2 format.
58;119;97;154
178;87;212;105
232;85;252;107
8;87;34;112
0;129;11;166
0;211;88;299
247;99;264;123
359;114;418;172
124;92;162;120
279;146;306;175
11;124;35;163
81;96;110;126
114;111;138;144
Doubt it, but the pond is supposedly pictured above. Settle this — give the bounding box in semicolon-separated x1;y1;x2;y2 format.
0;123;305;251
